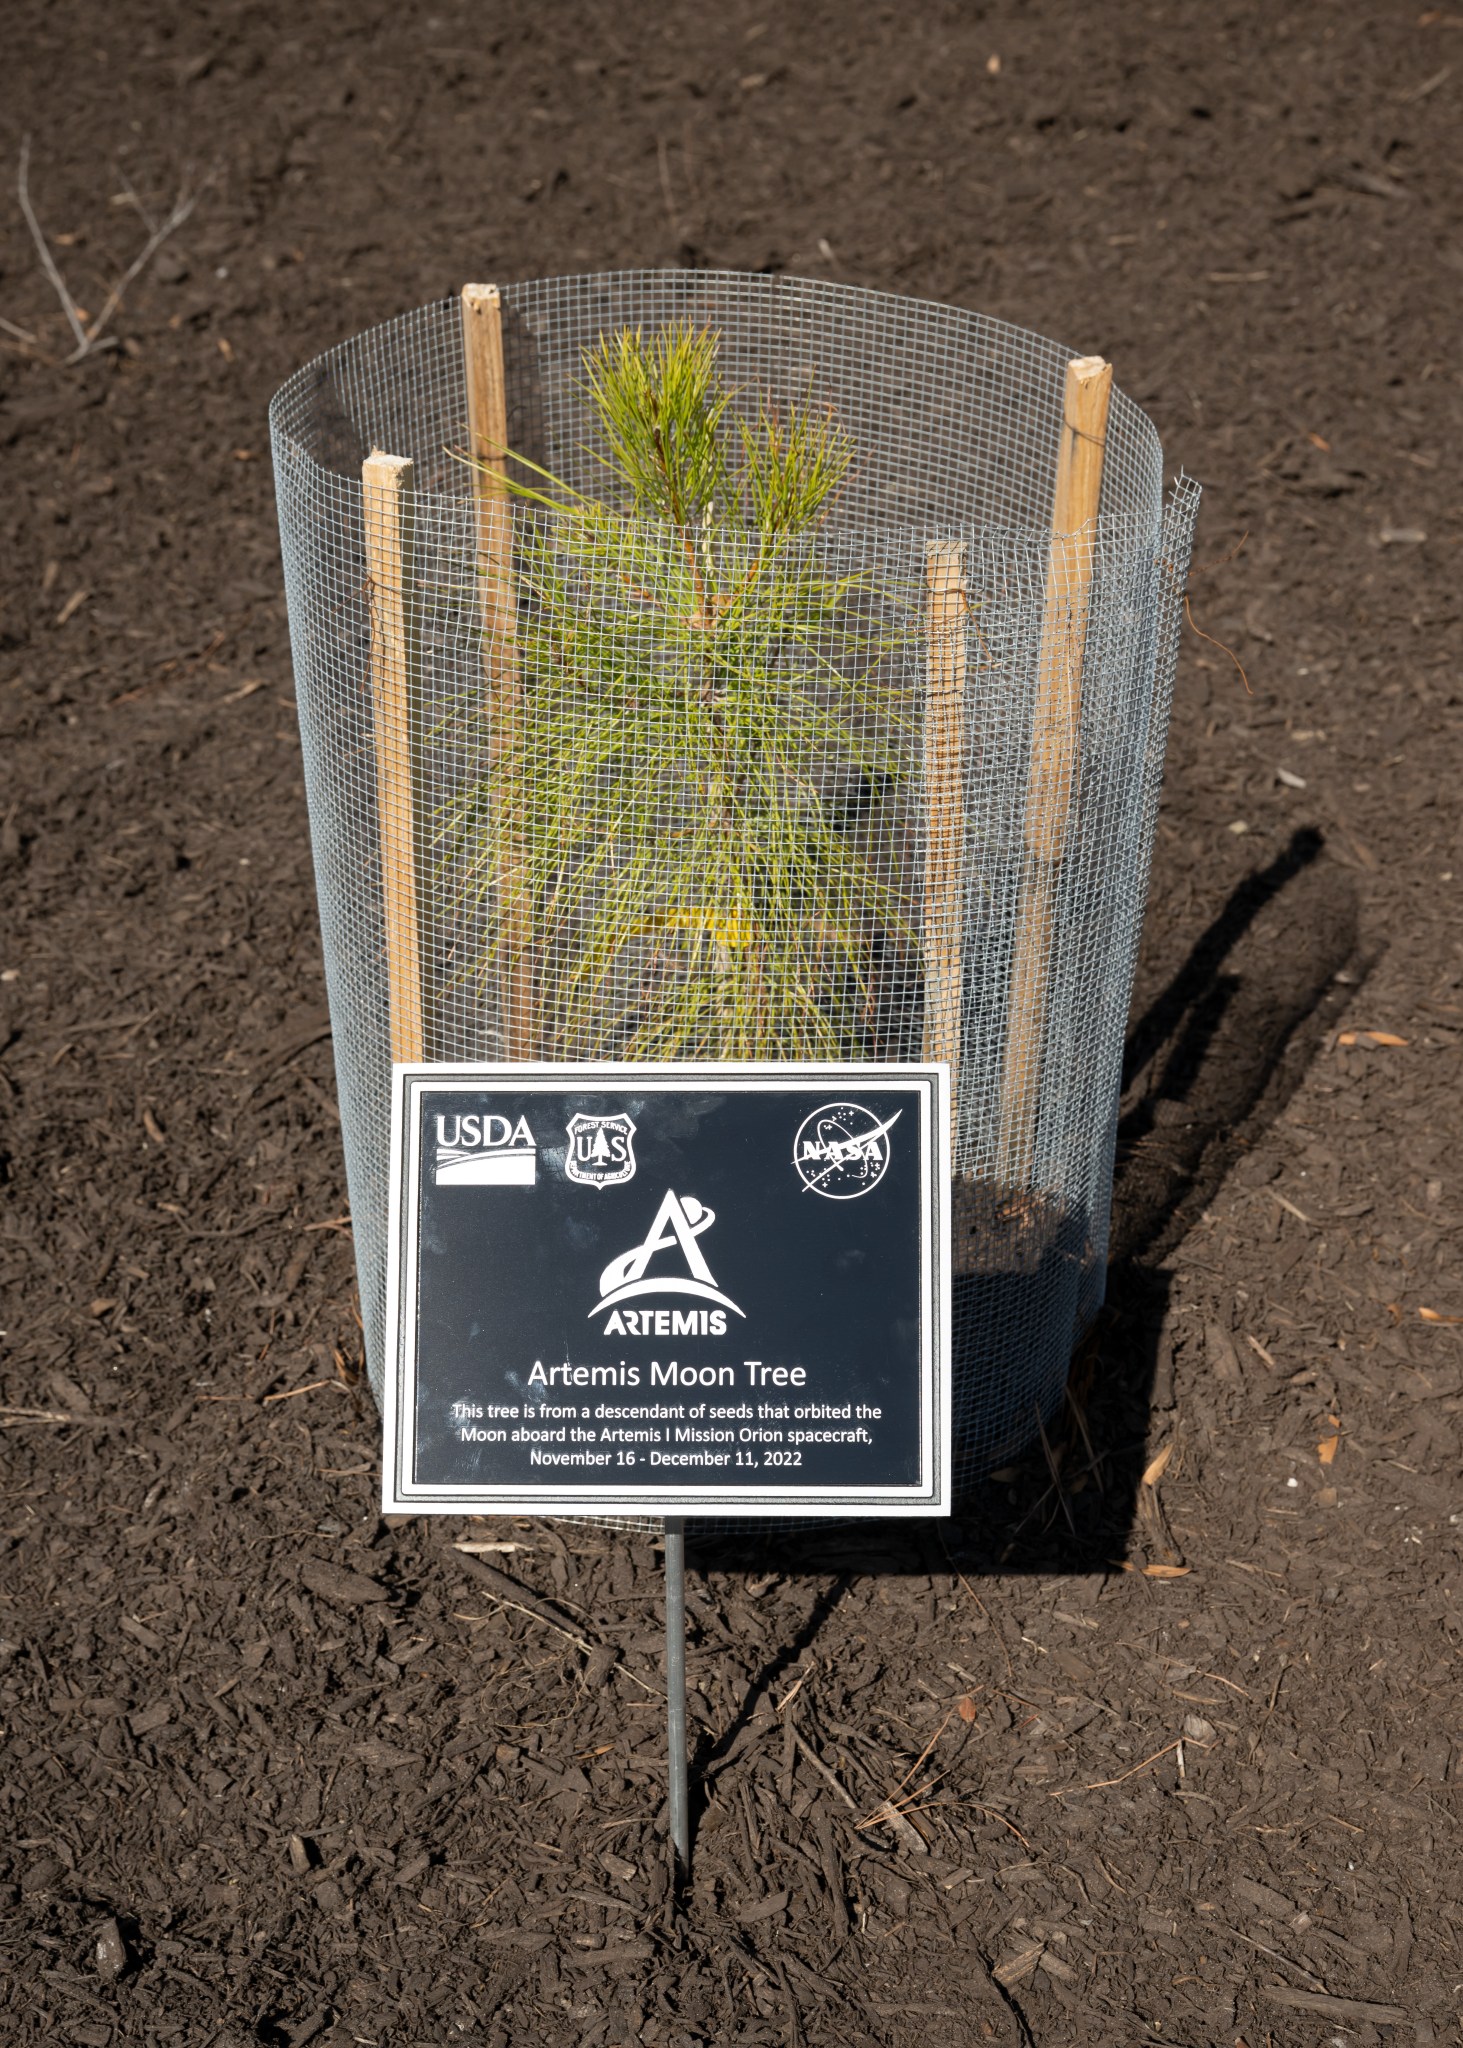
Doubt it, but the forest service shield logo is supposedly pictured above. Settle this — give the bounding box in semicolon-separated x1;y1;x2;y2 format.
564;1111;637;1189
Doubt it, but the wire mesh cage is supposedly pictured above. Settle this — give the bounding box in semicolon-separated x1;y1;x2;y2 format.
269;271;1198;1511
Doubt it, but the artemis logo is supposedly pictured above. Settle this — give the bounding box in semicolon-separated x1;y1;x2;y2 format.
590;1189;745;1330
433;1112;537;1187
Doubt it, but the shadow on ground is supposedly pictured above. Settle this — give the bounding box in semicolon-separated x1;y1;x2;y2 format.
691;827;1367;1585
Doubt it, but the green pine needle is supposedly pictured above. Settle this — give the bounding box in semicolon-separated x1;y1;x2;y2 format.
444;324;921;1062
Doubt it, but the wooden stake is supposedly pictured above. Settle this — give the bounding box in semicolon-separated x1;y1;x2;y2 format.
461;283;533;1058
995;356;1113;1189
461;282;514;677
922;539;966;1172
362;450;426;1065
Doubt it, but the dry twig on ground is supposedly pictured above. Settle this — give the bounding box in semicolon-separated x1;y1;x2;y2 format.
13;136;208;364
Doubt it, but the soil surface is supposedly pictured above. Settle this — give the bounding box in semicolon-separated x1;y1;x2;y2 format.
2;3;1461;2045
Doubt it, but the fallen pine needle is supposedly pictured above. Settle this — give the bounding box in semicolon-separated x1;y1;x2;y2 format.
859;1771;944;1824
970;1804;1031;1847
453;1597;678;1712
452;1601;594;1657
1198;1670;1252;1698
1081;1739;1182;1792
789;1729;858;1813
857;1796;913;1831
880;1798;950;1825
1270;1191;1313;1224
1223;1926;1327;1992
789;1728;927;1854
1183;592;1251;694
775;1669;811;1714
262;1378;346;1403
892;1711;952;1797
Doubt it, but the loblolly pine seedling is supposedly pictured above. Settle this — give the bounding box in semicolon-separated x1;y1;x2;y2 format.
443;323;921;1062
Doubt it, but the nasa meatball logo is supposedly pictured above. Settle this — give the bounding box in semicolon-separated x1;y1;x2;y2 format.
793;1101;900;1200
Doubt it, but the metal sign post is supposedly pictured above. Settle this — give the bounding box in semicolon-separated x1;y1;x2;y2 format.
662;1515;690;1872
381;1061;951;1871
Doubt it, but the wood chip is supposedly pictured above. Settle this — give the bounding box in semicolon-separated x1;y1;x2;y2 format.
736;1888;791;1923
994;1940;1045;1986
563;1936;655;1967
859;1795;930;1851
349;1738;420;1769
93;1917;127;1981
1141;1443;1174;1487
1261;1987;1406;2024
299;1557;391;1607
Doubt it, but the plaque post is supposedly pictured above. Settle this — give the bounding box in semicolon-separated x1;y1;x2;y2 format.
662;1515;690;1874
381;1065;952;1889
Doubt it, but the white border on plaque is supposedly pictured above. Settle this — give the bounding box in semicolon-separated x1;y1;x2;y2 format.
381;1062;951;1518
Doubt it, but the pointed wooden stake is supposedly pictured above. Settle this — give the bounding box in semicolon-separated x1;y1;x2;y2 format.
363;449;426;1064
923;538;967;1188
462;281;533;1058
995;355;1112;1189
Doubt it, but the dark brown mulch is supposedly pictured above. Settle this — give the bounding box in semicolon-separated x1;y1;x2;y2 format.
1;3;1460;2044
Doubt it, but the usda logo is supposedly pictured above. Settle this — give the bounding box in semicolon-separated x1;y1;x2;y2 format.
433;1113;537;1187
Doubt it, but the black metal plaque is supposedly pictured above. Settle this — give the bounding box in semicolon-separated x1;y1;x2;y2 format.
382;1063;950;1517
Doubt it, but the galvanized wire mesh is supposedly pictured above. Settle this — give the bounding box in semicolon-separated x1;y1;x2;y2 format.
270;271;1198;1520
